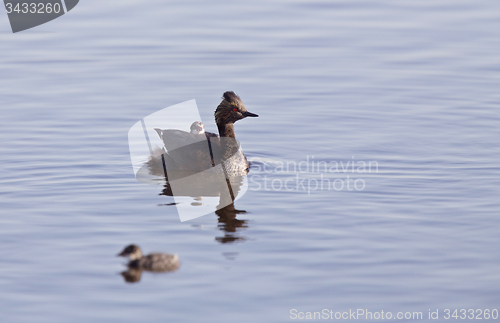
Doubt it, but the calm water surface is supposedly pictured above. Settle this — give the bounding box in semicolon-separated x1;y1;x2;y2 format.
1;0;500;322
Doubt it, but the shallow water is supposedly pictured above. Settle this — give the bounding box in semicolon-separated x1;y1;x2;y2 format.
1;0;500;322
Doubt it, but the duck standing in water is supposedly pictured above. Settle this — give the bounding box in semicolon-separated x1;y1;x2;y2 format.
153;91;258;175
117;244;179;272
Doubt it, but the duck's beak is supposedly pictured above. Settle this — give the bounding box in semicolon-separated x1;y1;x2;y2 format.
117;251;126;257
243;111;259;117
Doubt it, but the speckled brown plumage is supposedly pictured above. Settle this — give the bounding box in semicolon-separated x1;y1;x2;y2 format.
118;244;179;272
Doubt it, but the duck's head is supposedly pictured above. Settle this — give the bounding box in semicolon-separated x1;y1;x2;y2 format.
190;121;205;135
117;244;143;260
214;91;258;126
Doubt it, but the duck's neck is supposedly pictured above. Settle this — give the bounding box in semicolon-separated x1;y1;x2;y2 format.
217;122;236;139
217;122;240;162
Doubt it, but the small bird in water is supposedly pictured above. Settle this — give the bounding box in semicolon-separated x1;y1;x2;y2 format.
152;91;258;175
117;244;179;272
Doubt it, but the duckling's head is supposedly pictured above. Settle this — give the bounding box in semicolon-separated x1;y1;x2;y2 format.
214;91;258;126
190;121;205;135
118;244;143;261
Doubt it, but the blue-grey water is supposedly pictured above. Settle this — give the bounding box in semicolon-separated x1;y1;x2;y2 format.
1;0;500;322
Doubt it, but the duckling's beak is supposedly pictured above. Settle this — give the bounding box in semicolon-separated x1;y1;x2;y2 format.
243;111;259;117
117;251;127;257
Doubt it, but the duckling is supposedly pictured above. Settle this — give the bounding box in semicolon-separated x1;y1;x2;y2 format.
189;121;219;139
155;121;217;142
117;244;179;272
190;121;205;134
152;91;258;175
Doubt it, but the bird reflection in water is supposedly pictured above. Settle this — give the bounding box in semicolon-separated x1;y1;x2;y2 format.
160;175;249;243
215;203;248;243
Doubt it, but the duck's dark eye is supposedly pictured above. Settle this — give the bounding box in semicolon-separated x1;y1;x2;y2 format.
233;108;238;112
